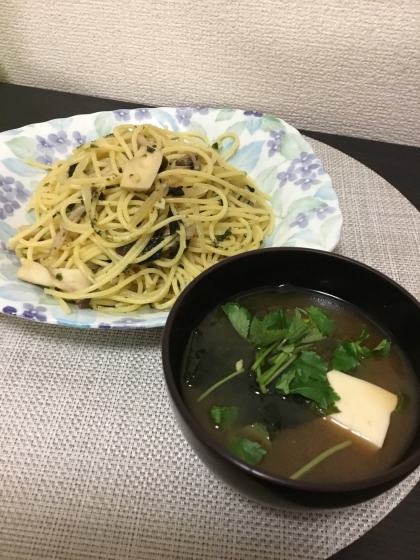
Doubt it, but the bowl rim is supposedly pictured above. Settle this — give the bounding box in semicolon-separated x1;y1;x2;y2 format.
162;247;420;495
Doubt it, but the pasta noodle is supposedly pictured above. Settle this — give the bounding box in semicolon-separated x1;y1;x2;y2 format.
8;124;274;314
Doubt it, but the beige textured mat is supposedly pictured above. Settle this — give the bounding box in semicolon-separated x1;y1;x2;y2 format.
0;138;419;559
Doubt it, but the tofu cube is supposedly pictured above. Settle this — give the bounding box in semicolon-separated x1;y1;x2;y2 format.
327;370;398;448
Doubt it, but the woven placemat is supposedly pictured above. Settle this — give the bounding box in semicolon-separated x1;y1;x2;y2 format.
0;139;419;560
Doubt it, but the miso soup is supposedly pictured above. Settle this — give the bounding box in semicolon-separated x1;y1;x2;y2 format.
181;286;419;484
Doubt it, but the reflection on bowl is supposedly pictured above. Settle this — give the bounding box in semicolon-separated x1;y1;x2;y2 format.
161;248;420;509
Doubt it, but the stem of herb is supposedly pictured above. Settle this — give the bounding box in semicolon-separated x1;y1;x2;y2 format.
251;340;279;371
196;369;244;403
294;343;316;352
290;440;352;480
288;324;310;343
262;354;298;387
277;338;287;350
267;345;294;364
260;352;293;385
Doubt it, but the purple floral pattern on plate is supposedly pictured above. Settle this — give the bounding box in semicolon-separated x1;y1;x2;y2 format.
135;108;152;121
244;110;263;117
0;240;19;261
35;134;56;165
47;131;72;154
176;108;193;127
295;172;321;191
98;317;146;328
36;151;56;166
36;135;54;151
291;212;315;229
2;304;47;322
73;131;87;146
2;305;17;316
291;205;336;229
276;153;326;189
113;109;131;122
267;130;285;157
21;303;47;321
193;108;209;115
313;206;336;220
0;175;31;220
277;164;297;187
292;152;317;167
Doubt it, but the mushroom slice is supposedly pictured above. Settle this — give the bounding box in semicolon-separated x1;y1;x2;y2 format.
120;148;163;192
184;221;196;240
51;268;93;292
17;259;92;292
75;299;91;309
174;153;201;170
49;204;86;257
116;242;135;257
17;260;56;288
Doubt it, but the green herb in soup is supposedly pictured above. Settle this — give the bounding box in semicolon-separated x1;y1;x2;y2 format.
181;287;419;484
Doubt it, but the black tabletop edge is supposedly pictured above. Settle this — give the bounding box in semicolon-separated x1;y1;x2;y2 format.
1;82;419;211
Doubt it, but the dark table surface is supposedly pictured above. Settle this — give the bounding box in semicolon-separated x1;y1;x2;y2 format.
0;82;419;560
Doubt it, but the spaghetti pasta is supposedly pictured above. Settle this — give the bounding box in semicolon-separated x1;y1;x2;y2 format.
8;124;274;314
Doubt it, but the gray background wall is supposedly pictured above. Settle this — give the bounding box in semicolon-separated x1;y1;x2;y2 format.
1;0;419;145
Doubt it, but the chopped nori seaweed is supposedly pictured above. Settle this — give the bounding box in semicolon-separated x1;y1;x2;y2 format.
142;235;164;263
215;228;232;243
167;242;180;259
168;186;184;197
158;155;169;172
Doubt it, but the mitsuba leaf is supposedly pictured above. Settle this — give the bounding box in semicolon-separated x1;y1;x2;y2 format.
395;392;408;412
293;351;328;380
306;306;335;336
308;400;341;417
356;325;369;344
355;338;391;359
356;345;375;359
279;344;295;355
229;438;267;465
251;422;270;441
210;405;238;427
248;315;285;346
275;351;338;408
262;309;288;331
222;302;251;340
274;368;296;394
288;380;340;410
239;423;271;447
372;339;391;357
332;343;360;372
332;328;391;372
286;309;310;342
300;328;325;343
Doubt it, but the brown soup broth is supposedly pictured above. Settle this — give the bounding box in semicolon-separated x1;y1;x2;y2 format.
181;286;419;484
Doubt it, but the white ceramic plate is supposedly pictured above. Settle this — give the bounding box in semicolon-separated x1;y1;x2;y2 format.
0;107;342;328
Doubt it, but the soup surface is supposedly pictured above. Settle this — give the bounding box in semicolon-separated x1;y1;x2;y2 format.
181;286;419;484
